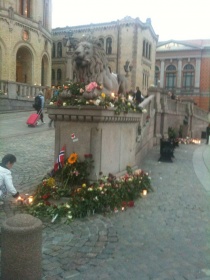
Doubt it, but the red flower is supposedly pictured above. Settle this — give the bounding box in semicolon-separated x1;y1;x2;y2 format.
42;194;50;200
124;174;129;181
127;201;135;207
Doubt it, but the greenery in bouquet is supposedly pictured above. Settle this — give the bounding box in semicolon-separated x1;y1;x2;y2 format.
23;154;153;222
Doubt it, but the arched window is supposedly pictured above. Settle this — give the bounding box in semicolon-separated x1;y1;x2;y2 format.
99;38;104;49
106;37;112;55
57;69;62;81
183;64;194;90
155;66;160;86
19;0;31;17
166;65;176;89
57;42;62;58
52;43;55;58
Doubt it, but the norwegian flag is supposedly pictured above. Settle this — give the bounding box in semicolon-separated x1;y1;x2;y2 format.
54;145;66;172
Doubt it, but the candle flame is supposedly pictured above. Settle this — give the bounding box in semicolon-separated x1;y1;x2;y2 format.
28;196;33;204
142;190;147;196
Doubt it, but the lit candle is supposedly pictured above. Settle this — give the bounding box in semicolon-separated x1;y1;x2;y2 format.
128;95;133;101
111;92;115;98
16;196;24;204
142;189;147;196
28;196;33;204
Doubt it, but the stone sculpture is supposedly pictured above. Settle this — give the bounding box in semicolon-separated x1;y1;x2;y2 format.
72;37;127;97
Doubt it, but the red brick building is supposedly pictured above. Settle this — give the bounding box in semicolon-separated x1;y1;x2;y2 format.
155;40;210;111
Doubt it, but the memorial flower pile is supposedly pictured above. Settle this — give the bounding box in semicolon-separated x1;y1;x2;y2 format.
49;82;145;115
23;154;153;223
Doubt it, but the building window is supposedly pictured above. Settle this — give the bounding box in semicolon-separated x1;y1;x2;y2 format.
143;71;149;90
99;38;104;49
148;45;151;60
166;65;176;89
142;39;151;60
52;69;55;80
20;0;30;17
52;43;55;58
106;37;112;55
155;66;160;86
183;64;194;90
57;42;62;58
57;69;62;81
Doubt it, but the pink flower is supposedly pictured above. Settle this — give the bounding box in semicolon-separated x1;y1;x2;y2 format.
85;82;98;92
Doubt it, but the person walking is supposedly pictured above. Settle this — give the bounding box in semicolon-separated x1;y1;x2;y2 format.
206;123;210;144
0;154;20;202
34;91;45;124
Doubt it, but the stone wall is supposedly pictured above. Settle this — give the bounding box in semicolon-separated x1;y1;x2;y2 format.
0;96;34;111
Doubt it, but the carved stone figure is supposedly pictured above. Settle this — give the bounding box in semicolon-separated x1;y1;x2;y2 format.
72;37;127;97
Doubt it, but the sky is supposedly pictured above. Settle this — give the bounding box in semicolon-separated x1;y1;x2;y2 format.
52;0;210;42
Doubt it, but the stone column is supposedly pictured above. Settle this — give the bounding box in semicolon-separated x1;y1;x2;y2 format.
160;60;165;88
177;59;182;91
1;214;42;280
195;58;201;89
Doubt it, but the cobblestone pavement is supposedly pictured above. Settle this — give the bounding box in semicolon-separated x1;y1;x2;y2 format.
1;112;210;280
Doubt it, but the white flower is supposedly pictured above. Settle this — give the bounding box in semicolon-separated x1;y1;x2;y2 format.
94;99;101;106
142;108;147;113
63;102;66;106
49;102;53;105
109;102;114;108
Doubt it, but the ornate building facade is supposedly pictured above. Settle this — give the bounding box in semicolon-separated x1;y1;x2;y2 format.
52;17;158;96
0;0;52;98
155;40;210;111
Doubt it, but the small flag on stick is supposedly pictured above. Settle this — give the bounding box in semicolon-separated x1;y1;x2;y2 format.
54;145;66;172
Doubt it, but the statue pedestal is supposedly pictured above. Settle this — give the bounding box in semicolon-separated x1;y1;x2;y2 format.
47;106;142;180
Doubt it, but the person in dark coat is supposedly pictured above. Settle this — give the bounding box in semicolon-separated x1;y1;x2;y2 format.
206;123;210;144
135;87;144;104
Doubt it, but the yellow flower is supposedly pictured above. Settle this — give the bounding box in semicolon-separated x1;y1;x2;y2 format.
101;93;106;99
47;177;55;187
82;183;86;188
68;153;78;164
